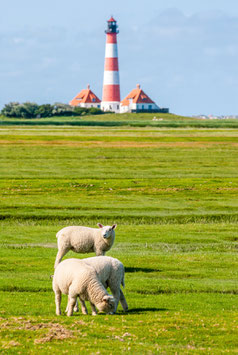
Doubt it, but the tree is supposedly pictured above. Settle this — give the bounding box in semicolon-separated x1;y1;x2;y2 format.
1;102;20;117
36;104;53;118
73;106;88;116
52;103;75;116
88;107;104;115
19;102;38;118
1;101;105;118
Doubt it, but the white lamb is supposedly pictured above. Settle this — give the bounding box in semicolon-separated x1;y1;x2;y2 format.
54;223;117;269
53;258;116;316
71;256;128;314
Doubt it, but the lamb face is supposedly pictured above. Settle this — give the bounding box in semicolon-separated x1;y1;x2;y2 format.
96;295;116;314
97;223;117;239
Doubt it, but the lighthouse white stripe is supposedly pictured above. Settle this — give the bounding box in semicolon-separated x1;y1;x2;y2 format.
103;71;120;85
105;43;118;58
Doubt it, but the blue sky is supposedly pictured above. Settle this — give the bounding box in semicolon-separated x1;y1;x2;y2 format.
0;0;238;115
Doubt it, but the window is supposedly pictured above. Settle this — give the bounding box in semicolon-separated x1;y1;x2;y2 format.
92;98;96;102
149;105;152;110
117;105;119;109
142;105;144;110
97;105;100;108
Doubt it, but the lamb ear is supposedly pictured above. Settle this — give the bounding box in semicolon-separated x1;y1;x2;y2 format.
97;223;104;228
103;295;110;302
112;224;117;230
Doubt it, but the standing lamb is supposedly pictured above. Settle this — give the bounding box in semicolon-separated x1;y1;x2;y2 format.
53;258;116;316
54;223;117;269
71;256;128;314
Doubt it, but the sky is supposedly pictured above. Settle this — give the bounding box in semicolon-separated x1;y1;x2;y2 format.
0;0;238;115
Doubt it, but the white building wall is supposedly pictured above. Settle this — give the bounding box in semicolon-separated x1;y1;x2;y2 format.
120;102;159;113
76;102;101;108
101;102;120;113
120;104;129;113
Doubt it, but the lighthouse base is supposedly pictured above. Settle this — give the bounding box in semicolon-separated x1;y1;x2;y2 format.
101;102;120;113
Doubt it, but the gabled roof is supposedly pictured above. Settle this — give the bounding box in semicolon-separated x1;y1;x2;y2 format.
121;84;155;106
108;16;116;22
69;85;101;106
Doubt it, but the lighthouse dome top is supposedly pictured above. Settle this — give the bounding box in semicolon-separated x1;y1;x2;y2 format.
108;16;116;22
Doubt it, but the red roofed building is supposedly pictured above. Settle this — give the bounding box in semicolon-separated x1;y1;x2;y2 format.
69;85;101;108
121;84;158;112
120;84;168;113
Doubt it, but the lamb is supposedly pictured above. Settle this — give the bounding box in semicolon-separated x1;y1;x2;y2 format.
53;258;116;316
54;223;117;269
72;256;128;314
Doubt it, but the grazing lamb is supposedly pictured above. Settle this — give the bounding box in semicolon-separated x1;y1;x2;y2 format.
53;258;116;316
54;223;117;269
70;256;128;314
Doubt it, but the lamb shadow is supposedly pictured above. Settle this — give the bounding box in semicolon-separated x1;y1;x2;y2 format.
125;307;167;314
93;307;167;316
125;267;162;273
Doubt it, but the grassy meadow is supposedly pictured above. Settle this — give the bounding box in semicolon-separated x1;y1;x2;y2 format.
1;112;238;128
0;115;237;353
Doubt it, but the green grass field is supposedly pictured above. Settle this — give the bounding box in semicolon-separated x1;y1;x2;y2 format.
1;112;238;128
0;116;237;354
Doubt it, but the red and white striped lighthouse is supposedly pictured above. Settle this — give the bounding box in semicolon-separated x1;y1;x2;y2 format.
101;17;121;113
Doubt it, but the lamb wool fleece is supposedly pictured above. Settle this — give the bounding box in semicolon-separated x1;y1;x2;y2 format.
53;258;116;316
83;256;128;312
54;224;116;268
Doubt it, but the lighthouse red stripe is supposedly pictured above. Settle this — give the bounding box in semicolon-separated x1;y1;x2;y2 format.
102;85;120;102
106;33;117;44
104;58;119;71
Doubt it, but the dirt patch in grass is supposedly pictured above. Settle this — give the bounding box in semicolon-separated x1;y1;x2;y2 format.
2;340;22;349
34;323;75;344
0;317;75;344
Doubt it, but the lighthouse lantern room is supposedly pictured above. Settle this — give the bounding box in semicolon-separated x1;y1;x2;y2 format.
105;17;119;34
101;17;121;113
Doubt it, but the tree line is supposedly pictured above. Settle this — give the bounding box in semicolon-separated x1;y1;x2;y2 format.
1;102;104;118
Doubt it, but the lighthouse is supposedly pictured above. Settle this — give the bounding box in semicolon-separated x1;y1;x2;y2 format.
101;17;121;113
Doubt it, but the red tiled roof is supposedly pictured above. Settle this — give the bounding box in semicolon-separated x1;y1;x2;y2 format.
121;84;155;106
69;85;101;106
